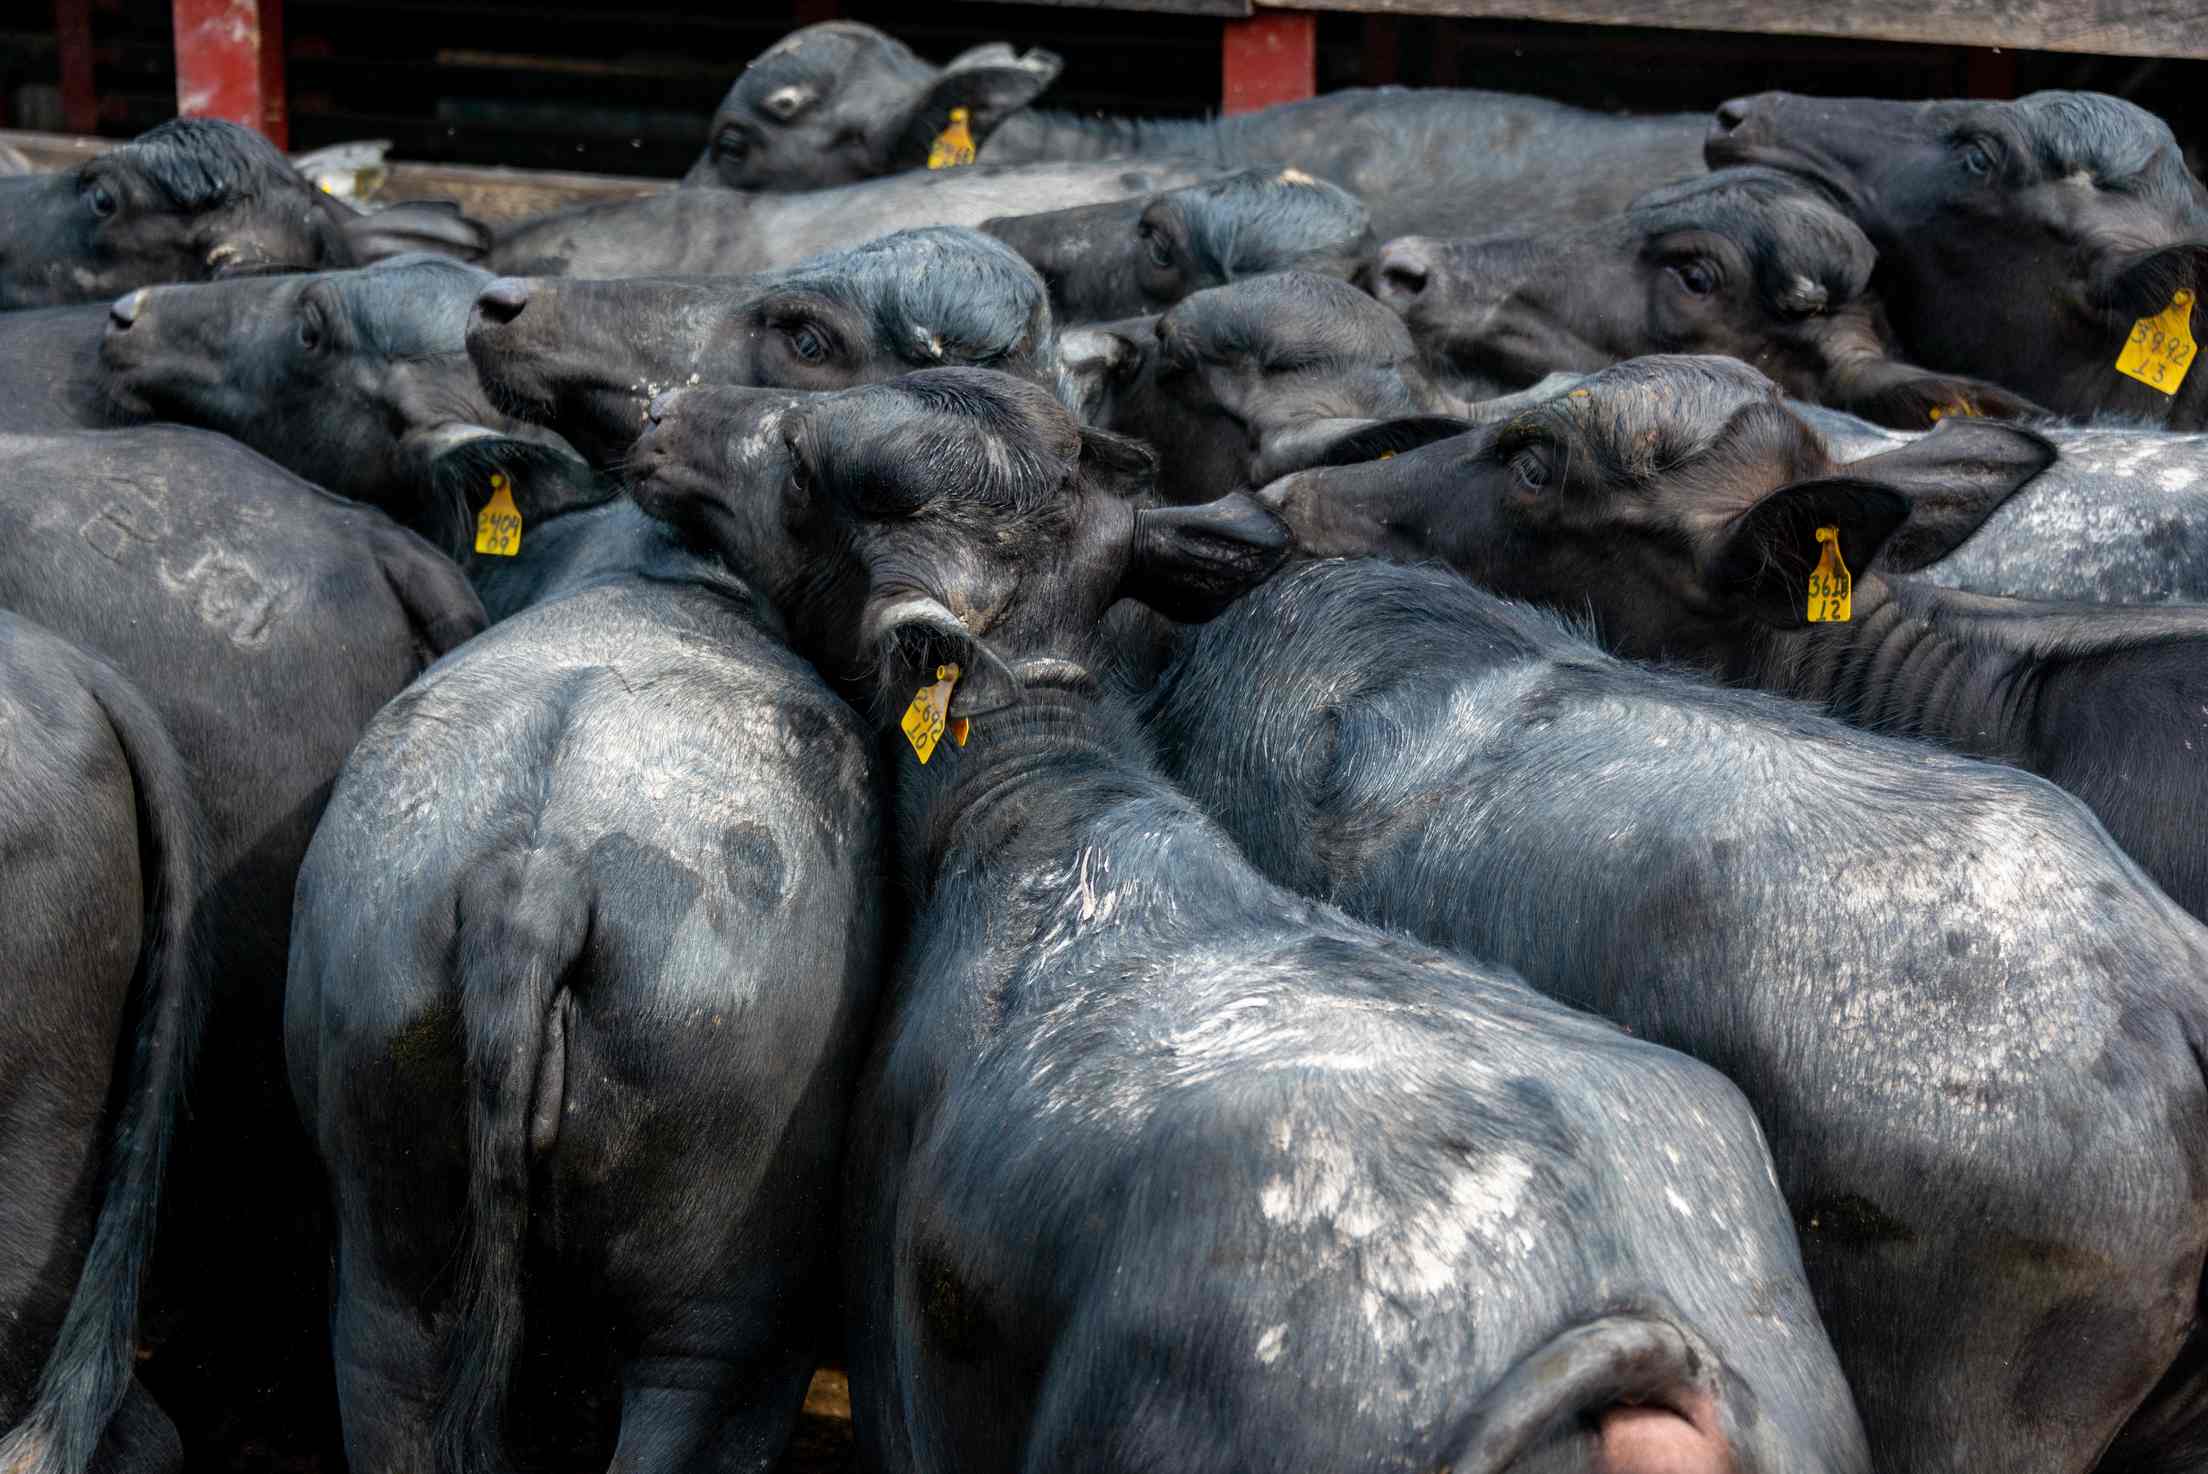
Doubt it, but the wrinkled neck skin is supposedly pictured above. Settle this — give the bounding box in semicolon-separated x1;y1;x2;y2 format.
1733;576;2042;764
884;663;1152;911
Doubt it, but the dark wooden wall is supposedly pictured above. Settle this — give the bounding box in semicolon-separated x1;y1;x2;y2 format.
3;0;2202;182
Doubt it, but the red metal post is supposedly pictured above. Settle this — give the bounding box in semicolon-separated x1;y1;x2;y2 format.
172;0;287;145
55;0;100;133
1222;11;1317;116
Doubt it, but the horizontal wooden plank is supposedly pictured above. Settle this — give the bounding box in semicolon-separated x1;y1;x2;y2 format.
1256;0;2208;61
0;128;660;222
957;0;2203;59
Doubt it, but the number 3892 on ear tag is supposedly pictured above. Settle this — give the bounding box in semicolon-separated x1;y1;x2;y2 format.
1806;525;1851;623
900;663;971;763
2116;288;2197;396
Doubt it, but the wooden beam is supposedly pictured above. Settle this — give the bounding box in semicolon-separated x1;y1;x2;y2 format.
1223;11;1318;114
172;0;288;145
54;0;99;134
1260;0;2207;63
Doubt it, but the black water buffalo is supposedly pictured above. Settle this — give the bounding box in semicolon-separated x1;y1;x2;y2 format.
698;23;1709;240
0;613;208;1474
0;118;485;311
487;160;1203;279
1063;271;1447;503
100;255;591;542
467;226;1053;465
1708;90;2208;425
1148;555;2208;1474
1374;167;2040;424
0;425;484;1463
628;366;1871;1474
686;21;1061;190
982;167;1372;322
288;484;880;1474
1259;354;2208;920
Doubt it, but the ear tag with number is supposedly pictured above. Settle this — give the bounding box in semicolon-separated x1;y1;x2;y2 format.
928;108;977;170
1805;524;1851;623
474;472;522;556
900;663;971;763
2115;287;2196;396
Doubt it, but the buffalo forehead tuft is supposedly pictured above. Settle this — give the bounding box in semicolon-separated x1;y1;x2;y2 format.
113;116;305;209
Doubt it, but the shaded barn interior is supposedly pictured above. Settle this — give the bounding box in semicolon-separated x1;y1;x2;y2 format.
6;0;2204;182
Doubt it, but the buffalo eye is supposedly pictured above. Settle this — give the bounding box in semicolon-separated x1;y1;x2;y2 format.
1671;259;1719;297
781;425;814;502
787;323;829;364
1139;221;1174;271
714;128;749;163
83;180;118;220
1959;140;1996;179
1509;444;1552;492
297;303;325;352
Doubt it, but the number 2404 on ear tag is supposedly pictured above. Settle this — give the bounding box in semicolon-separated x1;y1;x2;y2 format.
1806;525;1851;623
900;664;971;764
475;472;523;556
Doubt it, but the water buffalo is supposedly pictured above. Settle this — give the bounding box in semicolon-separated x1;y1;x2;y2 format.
1258;354;2208;920
487;160;1204;279
627;366;1872;1474
0;613;209;1474
1063;271;1447;503
1149;555;2208;1474
686;21;1061;190
467;226;1053;465
982;167;1372;322
1374;166;2039;424
0;425;484;1463
100;255;584;539
1708;89;2208;426
697;22;1709;240
288;488;881;1474
0;117;486;311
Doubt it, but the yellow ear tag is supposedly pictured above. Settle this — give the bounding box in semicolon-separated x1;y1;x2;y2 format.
1805;525;1851;623
928;107;977;170
2115;287;2197;396
900;663;971;763
474;472;522;556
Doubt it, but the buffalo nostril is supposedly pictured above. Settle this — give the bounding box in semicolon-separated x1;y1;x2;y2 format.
646;390;681;425
474;277;530;326
1374;240;1434;304
1714;96;1754;133
108;288;146;331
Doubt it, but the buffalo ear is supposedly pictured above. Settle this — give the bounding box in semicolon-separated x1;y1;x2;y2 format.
1828;416;2057;572
340;199;492;265
1819;354;2051;433
1705;478;1909;629
894;44;1062;166
1250;413;1471;484
418;424;612;559
1119;491;1290;623
862;591;1022;723
2096;240;2208;319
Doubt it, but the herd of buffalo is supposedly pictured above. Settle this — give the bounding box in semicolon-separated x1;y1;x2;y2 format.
5;16;2208;1474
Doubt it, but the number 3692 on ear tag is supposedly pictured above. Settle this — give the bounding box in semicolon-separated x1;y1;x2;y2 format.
900;663;971;764
2116;288;2197;396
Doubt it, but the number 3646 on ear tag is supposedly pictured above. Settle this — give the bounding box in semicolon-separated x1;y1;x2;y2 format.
1806;525;1852;623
